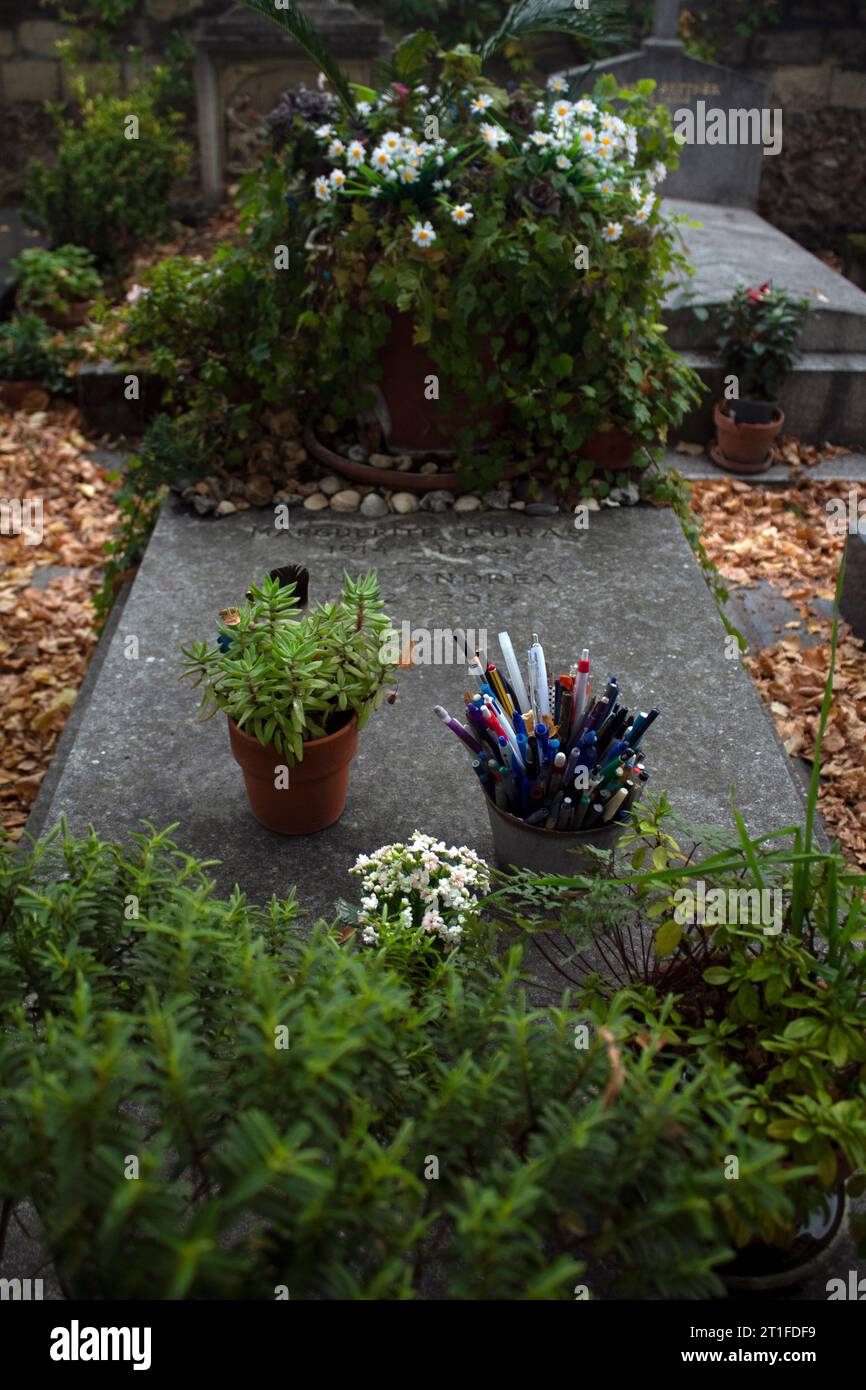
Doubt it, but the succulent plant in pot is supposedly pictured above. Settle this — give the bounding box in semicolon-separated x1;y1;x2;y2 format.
182;570;397;834
713;281;809;473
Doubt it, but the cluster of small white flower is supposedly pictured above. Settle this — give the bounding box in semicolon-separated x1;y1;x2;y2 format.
350;831;490;947
309;75;670;252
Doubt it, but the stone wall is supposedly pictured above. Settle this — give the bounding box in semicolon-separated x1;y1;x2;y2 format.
689;0;866;254
0;0;864;252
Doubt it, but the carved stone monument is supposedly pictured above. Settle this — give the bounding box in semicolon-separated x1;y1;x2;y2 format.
194;1;388;205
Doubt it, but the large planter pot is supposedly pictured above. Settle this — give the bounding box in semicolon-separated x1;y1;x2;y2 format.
721;1188;849;1294
228;714;358;835
577;426;640;473
378;309;509;452
713;400;783;473
305;423;468;493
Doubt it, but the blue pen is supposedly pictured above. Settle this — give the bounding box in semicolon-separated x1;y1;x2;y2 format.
511;708;527;740
535;723;551;764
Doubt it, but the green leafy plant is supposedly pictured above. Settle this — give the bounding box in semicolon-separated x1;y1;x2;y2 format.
11;244;102;316
717;281;810;402
182;572;398;764
0;820;798;1300
0;313;70;392
488;556;866;1254
122;243;303;464
25;75;189;266
234;1;696;487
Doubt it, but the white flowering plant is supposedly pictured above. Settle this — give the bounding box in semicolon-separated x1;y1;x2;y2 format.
347;833;491;957
242;23;702;489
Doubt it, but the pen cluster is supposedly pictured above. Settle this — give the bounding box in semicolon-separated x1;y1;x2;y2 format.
434;631;659;833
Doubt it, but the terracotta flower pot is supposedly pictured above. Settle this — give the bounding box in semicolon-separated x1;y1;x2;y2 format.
378;309;509;451
16;291;93;332
714;399;783;471
228;713;358;835
0;380;45;409
576;426;639;472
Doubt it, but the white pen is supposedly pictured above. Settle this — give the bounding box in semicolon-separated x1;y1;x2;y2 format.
527;634;551;720
497;630;531;714
571;647;590;740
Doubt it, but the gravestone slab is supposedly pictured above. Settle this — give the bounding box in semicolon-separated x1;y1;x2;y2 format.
841;531;866;641
565;15;769;207
29;503;808;924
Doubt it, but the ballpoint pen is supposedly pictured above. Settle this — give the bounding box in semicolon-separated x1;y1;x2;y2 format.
434;705;483;755
527;634;551;721
498;631;531;715
572;648;590;735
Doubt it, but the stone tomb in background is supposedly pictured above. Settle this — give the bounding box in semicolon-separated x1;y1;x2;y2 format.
194;0;388;205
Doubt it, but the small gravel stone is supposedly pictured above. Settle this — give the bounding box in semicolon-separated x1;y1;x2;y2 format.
609;482;640;506
419;490;454;513
419;461;439;475
273;491;303;507
347;444;369;463
303;493;330;511
525;501;559;516
396;456;415;472
319;474;342;496
482;487;511;511
369;453;392;468
192;495;216;516
214;500;237;516
360;492;388;518
454;494;482;512
509;500;526;511
391;491;419;514
330;489;361;513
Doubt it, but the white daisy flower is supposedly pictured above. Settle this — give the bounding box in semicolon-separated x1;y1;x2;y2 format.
641;191;656;215
370;186;381;197
556;154;573;170
411;220;436;248
575;98;597;117
327;139;345;159
552;100;573;123
602;221;623;241
382;130;402;151
651;159;668;184
629;179;643;201
371;146;392;169
529;130;551;147
400;165;419;183
469;93;494;114
329;167;347;189
547;75;568;93
479;122;508;148
356;101;372;117
450;203;474;226
314;176;331;200
314;123;333;139
346;140;365;166
579;125;596;147
432;178;444;190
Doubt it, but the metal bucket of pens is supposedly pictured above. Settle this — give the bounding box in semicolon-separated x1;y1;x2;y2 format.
434;629;657;878
483;795;641;875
